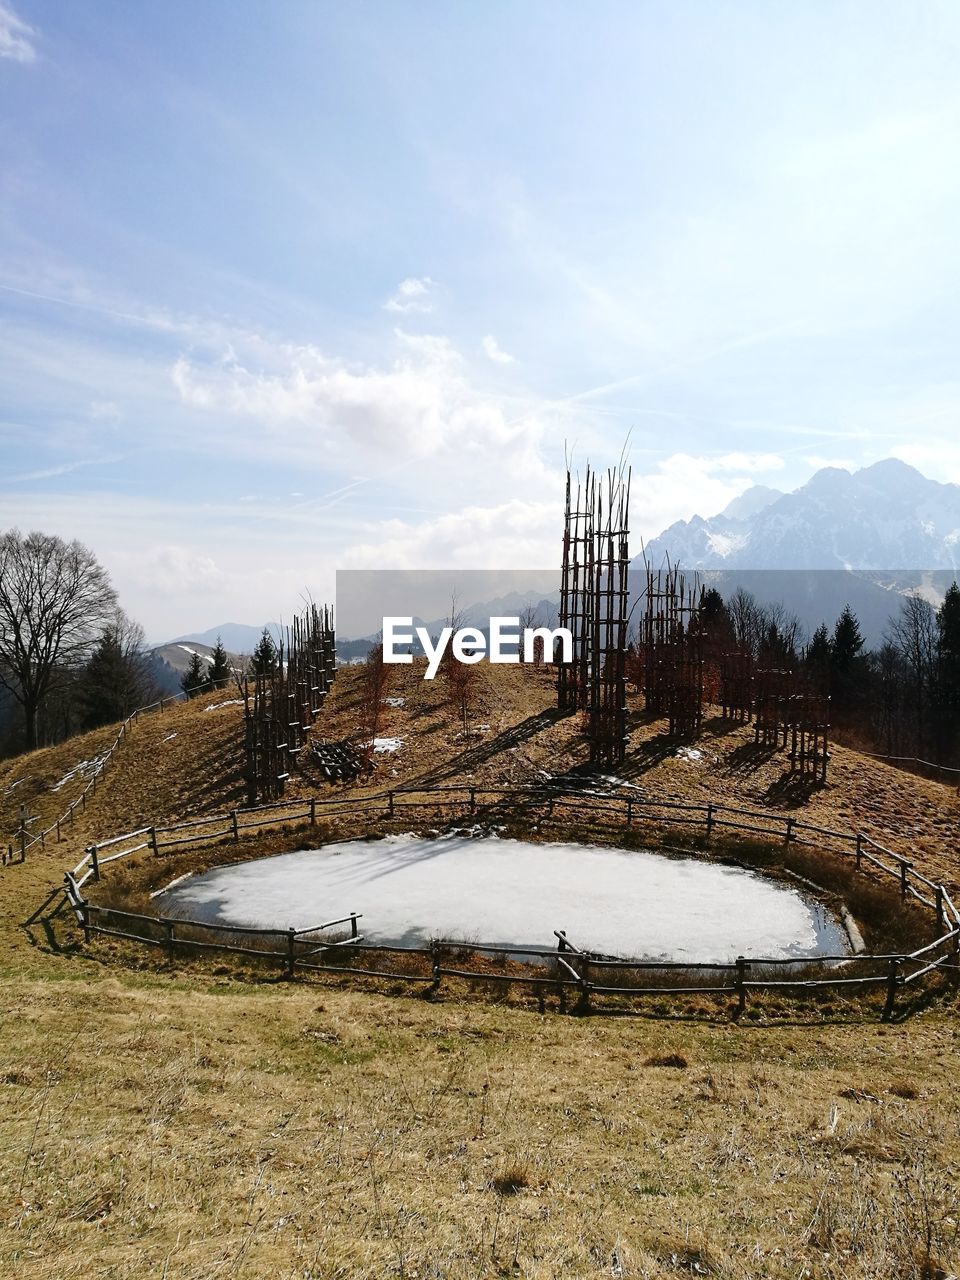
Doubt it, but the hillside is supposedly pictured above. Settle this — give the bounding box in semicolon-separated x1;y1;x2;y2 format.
1;667;959;1279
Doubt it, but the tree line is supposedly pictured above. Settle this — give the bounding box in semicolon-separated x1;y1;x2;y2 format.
694;583;960;764
3;525;959;769
0;529;242;759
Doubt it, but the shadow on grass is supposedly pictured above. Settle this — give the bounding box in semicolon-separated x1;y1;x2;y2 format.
763;770;826;809
725;741;779;775
410;708;567;785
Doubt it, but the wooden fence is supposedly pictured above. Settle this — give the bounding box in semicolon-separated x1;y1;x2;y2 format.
3;687;206;865
53;781;960;1021
854;749;960;790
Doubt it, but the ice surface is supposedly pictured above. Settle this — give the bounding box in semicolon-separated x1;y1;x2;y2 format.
157;835;849;961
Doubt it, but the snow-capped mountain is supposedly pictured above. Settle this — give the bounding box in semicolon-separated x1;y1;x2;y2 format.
640;460;960;571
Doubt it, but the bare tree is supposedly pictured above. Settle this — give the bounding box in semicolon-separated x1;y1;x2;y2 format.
360;639;392;751
887;593;937;754
518;604;545;667
0;529;117;749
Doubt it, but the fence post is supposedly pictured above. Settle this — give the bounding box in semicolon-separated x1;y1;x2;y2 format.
286;928;296;979
936;885;944;933
388;790;395;819
785;817;795;845
149;827;158;855
855;833;863;870
56;818;61;843
81;900;90;944
350;914;358;940
626;799;633;827
735;956;747;1019
556;933;568;1013
90;845;100;882
706;803;715;838
469;787;476;816
231;810;240;843
165;919;174;964
309;797;316;826
430;939;441;994
882;957;900;1022
900;860;910;900
576;958;591;1014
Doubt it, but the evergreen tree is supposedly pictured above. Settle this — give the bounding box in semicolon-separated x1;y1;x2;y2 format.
80;629;140;728
831;606;864;669
207;636;231;690
804;623;831;693
936;581;960;762
250;627;278;676
830;605;866;720
79;611;155;730
182;651;206;697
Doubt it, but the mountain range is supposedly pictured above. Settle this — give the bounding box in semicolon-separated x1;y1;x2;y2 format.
640;459;960;571
161;460;960;659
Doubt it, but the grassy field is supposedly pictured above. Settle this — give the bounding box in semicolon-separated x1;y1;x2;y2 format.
1;666;959;1278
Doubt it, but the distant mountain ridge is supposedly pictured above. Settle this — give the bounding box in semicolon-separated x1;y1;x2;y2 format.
640;460;960;571
166;622;282;653
158;461;960;661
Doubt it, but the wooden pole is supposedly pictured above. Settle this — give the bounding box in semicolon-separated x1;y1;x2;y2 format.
735;956;747;1018
882;957;899;1022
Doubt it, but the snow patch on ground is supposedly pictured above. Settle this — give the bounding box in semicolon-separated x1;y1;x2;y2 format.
157;834;849;961
51;754;109;791
372;737;403;753
177;645;213;663
383;696;406;707
162;732;177;743
675;746;717;765
205;700;244;711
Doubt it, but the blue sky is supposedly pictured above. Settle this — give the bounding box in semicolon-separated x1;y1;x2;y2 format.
3;1;960;641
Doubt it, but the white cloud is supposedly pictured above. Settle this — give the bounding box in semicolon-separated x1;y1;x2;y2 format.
707;452;785;474
343;498;559;572
0;2;36;63
481;334;515;364
171;329;539;463
803;455;858;472
383;276;435;314
145;545;226;595
634;452;785;537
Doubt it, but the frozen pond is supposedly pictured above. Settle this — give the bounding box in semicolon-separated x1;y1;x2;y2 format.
155;835;850;962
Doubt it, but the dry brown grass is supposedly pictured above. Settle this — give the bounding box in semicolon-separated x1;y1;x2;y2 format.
2;664;960;1277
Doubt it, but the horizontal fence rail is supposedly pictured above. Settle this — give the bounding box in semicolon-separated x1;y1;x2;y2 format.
2;684;220;866
854;748;960;789
49;779;960;1022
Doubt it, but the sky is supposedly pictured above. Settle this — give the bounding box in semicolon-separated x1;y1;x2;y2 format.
3;2;960;642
